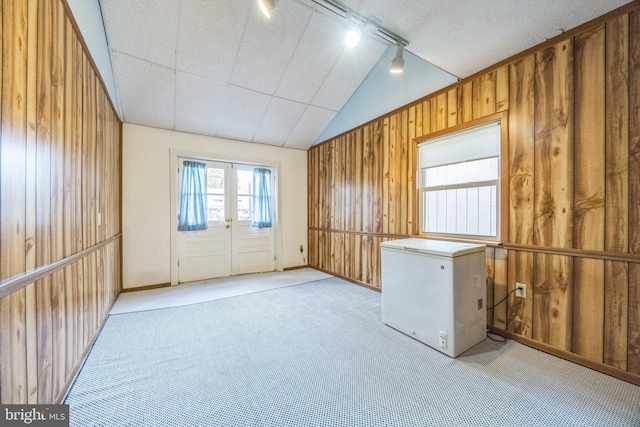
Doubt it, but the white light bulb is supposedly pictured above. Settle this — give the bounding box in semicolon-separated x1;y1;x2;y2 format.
344;27;361;47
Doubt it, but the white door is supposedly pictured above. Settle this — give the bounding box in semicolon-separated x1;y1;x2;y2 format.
177;160;275;283
232;165;275;275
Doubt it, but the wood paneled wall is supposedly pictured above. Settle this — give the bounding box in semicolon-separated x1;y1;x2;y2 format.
0;0;122;404
308;4;640;384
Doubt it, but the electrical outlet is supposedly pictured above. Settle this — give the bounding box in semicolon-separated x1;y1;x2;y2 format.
439;330;447;349
516;283;527;299
299;245;304;252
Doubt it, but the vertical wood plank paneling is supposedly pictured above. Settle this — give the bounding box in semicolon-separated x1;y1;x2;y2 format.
307;6;640;384
407;105;416;235
604;261;628;369
492;248;508;330
495;66;509;112
473;71;496;119
533;254;573;351
382;117;390;234
459;81;473;123
344;135;353;232
430;92;447;132
50;0;64;265
36;0;53;268
447;87;458;127
0;289;28;404
572;26;605;362
1;0;28;281
362;125;373;233
574;26;605;250
605;14;629;254
534;40;574;249
509;56;535;245
372;121;383;234
0;0;123;404
421;100;431;137
509;250;533;337
628;10;640;375
629;264;640;374
399;111;408;234
485;248;495;326
354;129;363;232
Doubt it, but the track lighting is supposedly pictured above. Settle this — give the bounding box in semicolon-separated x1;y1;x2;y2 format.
390;40;405;73
258;0;278;19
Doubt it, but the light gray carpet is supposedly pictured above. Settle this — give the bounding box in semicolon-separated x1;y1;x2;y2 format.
65;278;640;426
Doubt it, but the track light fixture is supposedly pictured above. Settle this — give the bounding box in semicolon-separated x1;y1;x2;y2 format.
258;0;278;19
390;40;405;73
344;13;361;47
344;25;361;47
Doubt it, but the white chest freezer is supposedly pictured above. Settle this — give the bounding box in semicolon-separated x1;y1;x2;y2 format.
381;238;487;358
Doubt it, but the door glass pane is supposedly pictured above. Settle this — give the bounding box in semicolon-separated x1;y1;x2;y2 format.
236;170;254;221
207;167;225;221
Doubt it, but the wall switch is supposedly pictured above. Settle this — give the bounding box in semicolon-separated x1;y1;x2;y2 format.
516;283;527;299
439;330;447;349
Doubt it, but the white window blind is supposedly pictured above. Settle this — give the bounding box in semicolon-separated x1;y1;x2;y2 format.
418;121;501;239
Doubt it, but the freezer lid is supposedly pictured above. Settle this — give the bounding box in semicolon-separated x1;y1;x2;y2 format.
380;238;486;257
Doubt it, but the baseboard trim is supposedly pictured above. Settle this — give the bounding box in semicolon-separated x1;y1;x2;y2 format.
121;282;171;293
283;265;309;271
488;326;640;387
308;267;381;293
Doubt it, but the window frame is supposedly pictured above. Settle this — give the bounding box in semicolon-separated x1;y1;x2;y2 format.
414;112;509;244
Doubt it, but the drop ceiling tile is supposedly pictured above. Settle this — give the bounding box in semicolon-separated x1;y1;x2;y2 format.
111;52;175;129
177;0;250;81
230;0;313;94
253;98;307;146
100;0;178;68
274;11;345;104
216;85;271;142
174;72;228;137
311;33;387;111
284;105;337;150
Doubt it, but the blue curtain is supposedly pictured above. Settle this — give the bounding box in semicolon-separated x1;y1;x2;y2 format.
252;168;272;228
178;161;208;231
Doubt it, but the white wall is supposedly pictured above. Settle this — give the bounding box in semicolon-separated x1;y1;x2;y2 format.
122;124;308;289
315;44;457;143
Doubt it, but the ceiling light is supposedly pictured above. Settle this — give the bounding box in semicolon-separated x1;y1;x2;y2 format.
344;25;361;47
390;40;405;73
258;0;278;19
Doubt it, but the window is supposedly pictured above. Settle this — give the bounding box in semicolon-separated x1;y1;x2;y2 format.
418;120;501;240
206;167;226;222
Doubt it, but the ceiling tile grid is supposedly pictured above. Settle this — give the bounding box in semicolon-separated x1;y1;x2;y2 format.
100;0;391;150
100;0;632;150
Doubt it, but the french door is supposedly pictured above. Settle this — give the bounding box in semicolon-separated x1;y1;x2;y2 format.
177;160;275;283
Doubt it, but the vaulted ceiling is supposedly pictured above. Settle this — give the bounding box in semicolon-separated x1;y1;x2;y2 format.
99;0;630;150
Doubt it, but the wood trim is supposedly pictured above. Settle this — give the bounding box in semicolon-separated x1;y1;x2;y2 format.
283;265;309;272
0;234;121;299
310;267;382;293
488;325;640;386
413;112;505;144
59;0;120;119
120;282;171;293
502;243;640;263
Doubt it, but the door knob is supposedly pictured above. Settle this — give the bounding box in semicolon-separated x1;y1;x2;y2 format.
225;218;232;223
225;224;230;229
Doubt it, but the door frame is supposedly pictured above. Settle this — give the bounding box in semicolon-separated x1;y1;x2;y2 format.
169;149;283;286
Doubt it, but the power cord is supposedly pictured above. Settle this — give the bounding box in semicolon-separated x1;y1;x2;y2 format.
485;285;524;342
486;286;523;311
